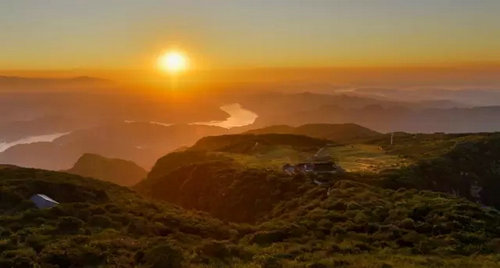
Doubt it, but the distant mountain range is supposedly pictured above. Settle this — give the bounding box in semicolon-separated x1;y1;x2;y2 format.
0;122;228;170
0;75;110;90
236;92;500;133
3;87;500;172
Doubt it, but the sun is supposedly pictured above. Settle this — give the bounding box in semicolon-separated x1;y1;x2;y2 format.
158;51;188;74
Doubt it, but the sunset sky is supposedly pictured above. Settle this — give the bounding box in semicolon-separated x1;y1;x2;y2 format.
1;0;500;71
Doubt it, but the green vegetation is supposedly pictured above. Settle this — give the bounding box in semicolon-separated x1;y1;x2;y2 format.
3;129;500;267
245;180;500;267
191;133;330;153
369;132;491;161
138;158;316;222
383;134;500;209
321;144;410;173
0;166;233;267
3;165;500;267
246;123;382;143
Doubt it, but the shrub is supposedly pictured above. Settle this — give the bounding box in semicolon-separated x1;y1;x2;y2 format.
198;240;231;259
399;218;415;230
25;234;48;253
327;201;347;211
1;248;36;268
144;243;184;268
89;215;113;228
410;205;431;221
251;230;288;246
57;217;84;233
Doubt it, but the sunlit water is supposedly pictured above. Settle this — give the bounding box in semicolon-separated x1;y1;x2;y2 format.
0;132;70;152
124;120;172;127
192;103;258;128
0;104;256;153
124;103;258;129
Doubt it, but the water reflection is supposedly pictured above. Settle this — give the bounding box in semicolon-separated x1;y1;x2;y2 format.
192;103;258;128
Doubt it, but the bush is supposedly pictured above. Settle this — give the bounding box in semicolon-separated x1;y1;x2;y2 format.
410;205;431;221
57;217;84;233
25;235;48;253
144;243;184;268
1;248;36;268
327;201;347;211
399;218;415;230
251;230;288;246
89;215;113;228
198;240;231;259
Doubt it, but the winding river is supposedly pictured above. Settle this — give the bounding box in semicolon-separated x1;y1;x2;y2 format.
0;132;70;152
192;103;258;128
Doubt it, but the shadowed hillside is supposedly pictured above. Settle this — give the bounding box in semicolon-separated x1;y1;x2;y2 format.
66;153;147;186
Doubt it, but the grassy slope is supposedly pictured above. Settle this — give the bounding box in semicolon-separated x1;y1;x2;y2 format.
5;128;500;267
247;180;500;267
3;165;500;267
383;133;500;209
246;123;382;144
0;165;234;267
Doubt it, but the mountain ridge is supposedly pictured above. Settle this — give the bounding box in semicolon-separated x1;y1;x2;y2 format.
65;153;147;186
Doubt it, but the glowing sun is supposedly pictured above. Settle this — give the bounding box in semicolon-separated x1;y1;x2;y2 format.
158;51;188;74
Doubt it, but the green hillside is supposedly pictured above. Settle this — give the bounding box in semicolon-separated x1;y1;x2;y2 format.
383;134;500;209
249;180;500;267
138;159;316;222
246;123;382;143
4;130;500;267
66;153;147;186
0;165;236;267
191;133;330;153
3;165;500;267
136;158;500;267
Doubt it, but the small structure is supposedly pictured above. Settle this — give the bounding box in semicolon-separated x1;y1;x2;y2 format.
282;163;296;175
295;163;315;173
30;194;59;209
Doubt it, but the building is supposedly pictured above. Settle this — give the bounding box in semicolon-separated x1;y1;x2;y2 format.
30;194;59;209
282;163;296;175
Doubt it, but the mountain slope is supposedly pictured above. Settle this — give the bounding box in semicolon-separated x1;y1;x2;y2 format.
383;134;500;210
0;165;234;267
246;123;382;143
66;153;147;186
137;159;314;222
190;133;330;153
135;148;500;267
3;153;500;267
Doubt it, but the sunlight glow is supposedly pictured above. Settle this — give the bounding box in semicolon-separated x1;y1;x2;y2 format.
158;51;188;74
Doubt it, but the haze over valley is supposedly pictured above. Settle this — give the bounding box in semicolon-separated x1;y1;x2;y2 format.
3;77;500;171
2;1;500;267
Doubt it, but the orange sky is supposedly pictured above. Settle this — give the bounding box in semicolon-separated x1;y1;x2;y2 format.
1;1;500;73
